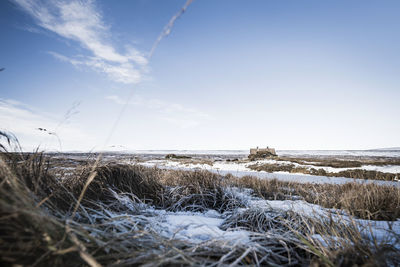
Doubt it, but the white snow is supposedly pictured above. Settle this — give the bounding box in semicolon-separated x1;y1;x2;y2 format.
360;164;400;174
228;187;400;248
103;187;400;250
157;212;249;243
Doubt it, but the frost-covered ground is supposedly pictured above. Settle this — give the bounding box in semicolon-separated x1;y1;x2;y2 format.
278;149;400;158
139;159;400;186
235;188;400;249
109;186;400;249
148;210;250;244
18;152;400;265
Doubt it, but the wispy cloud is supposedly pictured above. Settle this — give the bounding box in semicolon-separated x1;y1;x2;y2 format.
13;0;148;84
105;95;210;128
0;98;90;151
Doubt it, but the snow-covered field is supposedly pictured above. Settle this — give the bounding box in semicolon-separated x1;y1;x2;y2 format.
100;149;400;158
110;186;400;249
103;155;400;253
139;159;400;186
278;149;400;158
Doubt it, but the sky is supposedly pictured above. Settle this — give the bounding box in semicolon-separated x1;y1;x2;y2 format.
0;0;399;151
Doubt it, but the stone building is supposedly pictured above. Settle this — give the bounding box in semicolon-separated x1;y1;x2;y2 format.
249;146;277;157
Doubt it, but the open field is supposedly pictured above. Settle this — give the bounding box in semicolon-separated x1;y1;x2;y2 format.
135;151;400;183
1;148;400;266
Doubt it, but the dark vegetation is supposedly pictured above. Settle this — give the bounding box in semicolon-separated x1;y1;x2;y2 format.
310;168;398;181
232;176;400;221
165;153;191;159
276;156;400;168
248;151;277;161
248;163;399;181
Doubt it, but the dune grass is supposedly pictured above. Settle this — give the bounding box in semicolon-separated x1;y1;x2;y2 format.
1;135;399;266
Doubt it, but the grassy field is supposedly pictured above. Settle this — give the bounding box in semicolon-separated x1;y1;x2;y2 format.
142;154;400;181
1;145;400;266
247;162;399;181
274;156;400;168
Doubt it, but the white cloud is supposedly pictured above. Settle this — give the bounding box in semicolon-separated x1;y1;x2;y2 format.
0;98;90;151
49;51;144;84
105;95;210;128
13;0;148;84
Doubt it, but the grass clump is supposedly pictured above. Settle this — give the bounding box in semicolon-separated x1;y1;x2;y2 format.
160;169;246;212
300;182;400;220
220;205;400;267
221;207;297;233
0;153;83;266
64;164;164;207
232;176;400;220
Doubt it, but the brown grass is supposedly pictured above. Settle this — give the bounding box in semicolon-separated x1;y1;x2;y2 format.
276;156;400;168
232;175;400;221
248;162;399;181
300;182;400;220
276;156;364;168
64;164;164;207
165;153;191;159
1;143;399;266
159;169;246;212
0;153;311;266
64;161;400;220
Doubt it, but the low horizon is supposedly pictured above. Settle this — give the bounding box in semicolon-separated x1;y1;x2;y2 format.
43;147;400;154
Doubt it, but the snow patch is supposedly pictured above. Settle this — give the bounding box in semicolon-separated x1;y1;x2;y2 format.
140;159;399;187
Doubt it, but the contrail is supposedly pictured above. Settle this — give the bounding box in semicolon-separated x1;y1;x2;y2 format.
102;0;195;149
149;0;194;59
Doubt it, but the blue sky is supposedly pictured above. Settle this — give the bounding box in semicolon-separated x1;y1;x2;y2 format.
0;0;399;151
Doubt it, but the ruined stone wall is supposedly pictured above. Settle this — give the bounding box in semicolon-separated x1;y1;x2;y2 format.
250;148;276;155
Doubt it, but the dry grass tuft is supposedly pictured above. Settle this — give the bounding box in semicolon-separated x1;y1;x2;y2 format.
221;207;297;233
232;176;400;221
160;170;246;212
300;182;400;220
63;164;164;207
232;175;293;200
